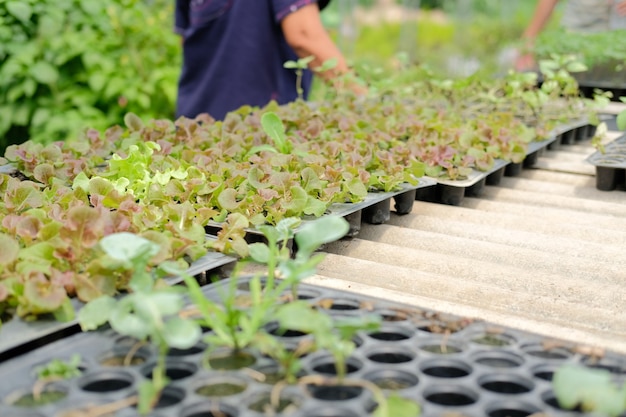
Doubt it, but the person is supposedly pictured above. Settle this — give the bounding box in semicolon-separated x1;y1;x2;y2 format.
174;0;361;120
515;0;626;71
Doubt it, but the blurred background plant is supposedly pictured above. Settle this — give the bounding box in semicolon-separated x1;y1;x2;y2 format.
1;0;552;152
0;0;180;152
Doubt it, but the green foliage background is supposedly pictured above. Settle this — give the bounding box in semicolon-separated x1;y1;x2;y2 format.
0;0;544;152
0;0;181;152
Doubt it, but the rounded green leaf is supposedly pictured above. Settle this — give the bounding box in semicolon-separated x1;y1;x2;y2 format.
30;61;59;85
248;242;270;263
78;295;116;331
6;1;32;24
100;232;160;262
162;317;202;349
295;216;349;257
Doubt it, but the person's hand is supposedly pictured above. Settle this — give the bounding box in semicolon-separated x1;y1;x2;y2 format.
617;0;626;15
514;51;537;72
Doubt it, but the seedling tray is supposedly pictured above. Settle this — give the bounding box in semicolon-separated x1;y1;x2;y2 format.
206;178;437;238
586;133;626;191
1;276;624;417
420;117;598;206
0;245;235;361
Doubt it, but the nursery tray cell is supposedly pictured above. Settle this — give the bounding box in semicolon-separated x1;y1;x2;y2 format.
586;133;626;191
1;276;624;417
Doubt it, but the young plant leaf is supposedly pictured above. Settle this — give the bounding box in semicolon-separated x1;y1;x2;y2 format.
162;317;202;349
78;295;116;331
374;393;421;417
295;216;349;258
261;112;290;154
617;109;626;131
553;364;626;416
100;232;159;263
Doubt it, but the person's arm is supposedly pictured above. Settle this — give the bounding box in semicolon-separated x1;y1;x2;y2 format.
280;3;364;93
521;0;560;44
617;0;626;15
515;0;560;71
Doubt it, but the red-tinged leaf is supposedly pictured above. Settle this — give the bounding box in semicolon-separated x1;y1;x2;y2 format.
75;268;117;302
195;207;220;225
258;188;279;201
4;182;44;212
33;163;55;185
61;206;104;248
141;230;173;264
22;277;68;314
0;233;20;265
15;215;43;241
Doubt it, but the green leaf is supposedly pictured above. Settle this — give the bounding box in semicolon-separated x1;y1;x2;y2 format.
110;299;151;340
6;2;32;24
30;61;59;85
78;295;116;331
617;109;626;131
566;61;587;73
283;60;299;69
88;73;107;92
274;301;333;333
374;394;421;417
284;186;308;216
162;317;201;349
217;188;241;211
315;57;338;72
100;232;160;263
248;242;270;263
303;197;327;217
295;216;349;258
553;365;626;416
137;380;159;415
53;298;76;322
261;112;290;153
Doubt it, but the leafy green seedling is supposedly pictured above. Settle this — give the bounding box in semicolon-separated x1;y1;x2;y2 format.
553;364;626;416
284;55;315;100
245;111;292;158
183;271;275;356
30;354;83;402
34;354;83;380
78;233;201;414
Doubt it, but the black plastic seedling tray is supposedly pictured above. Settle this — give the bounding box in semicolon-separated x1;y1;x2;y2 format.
419;118;599;206
206;178;437;238
586;133;626;191
1;276;624;417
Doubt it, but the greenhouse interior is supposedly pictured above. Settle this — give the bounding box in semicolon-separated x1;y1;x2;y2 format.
1;1;625;416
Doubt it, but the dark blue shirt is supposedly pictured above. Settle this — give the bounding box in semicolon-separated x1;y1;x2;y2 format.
175;0;330;120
